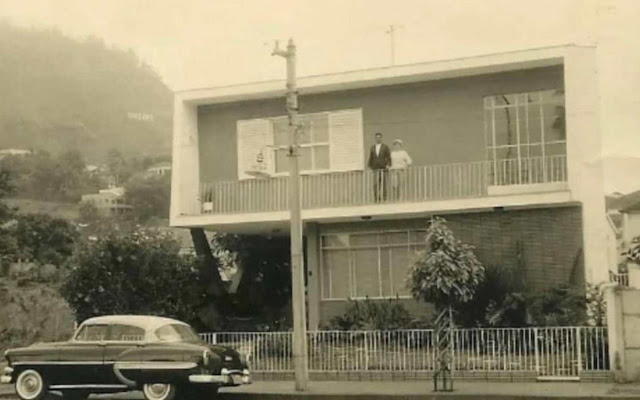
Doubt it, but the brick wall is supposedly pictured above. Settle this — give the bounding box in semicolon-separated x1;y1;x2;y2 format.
317;206;584;325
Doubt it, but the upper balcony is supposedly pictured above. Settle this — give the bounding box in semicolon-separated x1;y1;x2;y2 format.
170;45;604;232
198;155;568;215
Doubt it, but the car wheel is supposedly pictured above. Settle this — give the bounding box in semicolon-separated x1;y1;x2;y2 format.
15;369;48;400
142;383;176;400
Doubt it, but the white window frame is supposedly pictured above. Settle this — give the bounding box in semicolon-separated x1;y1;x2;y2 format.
320;229;426;301
483;89;566;184
272;112;331;176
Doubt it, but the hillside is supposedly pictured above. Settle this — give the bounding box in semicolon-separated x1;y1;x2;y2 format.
0;22;172;161
4;198;80;220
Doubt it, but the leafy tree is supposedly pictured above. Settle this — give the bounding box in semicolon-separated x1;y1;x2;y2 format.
0;165;18;268
14;214;79;265
78;201;100;223
61;229;205;326
199;234;293;331
407;217;484;312
124;173;171;222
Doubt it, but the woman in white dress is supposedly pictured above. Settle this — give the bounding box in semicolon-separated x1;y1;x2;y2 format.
390;139;413;200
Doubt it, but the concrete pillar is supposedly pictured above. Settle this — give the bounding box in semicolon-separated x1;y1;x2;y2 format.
564;46;609;284
306;222;321;330
605;285;624;381
170;97;200;222
605;286;640;382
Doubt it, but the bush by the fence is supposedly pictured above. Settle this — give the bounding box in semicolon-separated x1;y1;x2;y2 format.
321;297;428;331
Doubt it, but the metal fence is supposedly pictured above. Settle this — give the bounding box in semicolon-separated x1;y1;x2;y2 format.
200;326;607;379
199;155;567;215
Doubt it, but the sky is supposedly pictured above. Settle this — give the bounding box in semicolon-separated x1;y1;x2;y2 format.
0;0;638;192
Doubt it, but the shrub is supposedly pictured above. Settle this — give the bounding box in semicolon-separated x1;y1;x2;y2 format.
61;228;205;326
527;284;587;326
322;297;426;331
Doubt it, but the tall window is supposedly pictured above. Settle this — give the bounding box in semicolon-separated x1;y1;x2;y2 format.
273;113;330;173
321;230;426;300
484;89;566;185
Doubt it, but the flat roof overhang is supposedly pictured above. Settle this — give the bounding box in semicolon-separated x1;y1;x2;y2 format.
174;45;585;107
170;190;578;235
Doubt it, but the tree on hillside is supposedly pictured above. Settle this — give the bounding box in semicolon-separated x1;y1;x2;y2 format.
61;229;205;325
0;165;18;267
15;214;78;266
124;173;171;222
407;217;485;313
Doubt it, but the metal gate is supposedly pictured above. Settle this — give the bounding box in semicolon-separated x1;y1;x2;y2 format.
535;327;608;381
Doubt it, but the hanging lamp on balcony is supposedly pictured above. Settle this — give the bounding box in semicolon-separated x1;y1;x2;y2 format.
245;150;271;179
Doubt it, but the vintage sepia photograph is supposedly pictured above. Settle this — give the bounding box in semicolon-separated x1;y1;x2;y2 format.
0;0;639;399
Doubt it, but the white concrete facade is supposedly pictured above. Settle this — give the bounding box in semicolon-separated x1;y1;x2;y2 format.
170;44;610;285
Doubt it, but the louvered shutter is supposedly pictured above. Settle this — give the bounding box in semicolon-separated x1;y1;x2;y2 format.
328;109;364;171
236;119;274;179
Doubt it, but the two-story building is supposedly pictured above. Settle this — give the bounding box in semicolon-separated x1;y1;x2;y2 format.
170;45;608;329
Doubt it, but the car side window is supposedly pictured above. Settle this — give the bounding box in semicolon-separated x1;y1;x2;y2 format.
108;324;146;342
75;324;108;341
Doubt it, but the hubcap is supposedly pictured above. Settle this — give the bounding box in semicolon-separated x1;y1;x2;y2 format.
16;370;43;400
143;383;171;400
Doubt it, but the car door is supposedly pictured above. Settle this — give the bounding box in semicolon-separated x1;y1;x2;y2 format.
101;323;146;385
55;324;109;385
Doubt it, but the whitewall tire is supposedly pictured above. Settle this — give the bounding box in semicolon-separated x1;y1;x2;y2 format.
142;383;176;400
15;369;47;400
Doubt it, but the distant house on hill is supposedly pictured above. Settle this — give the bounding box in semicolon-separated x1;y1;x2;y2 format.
80;186;131;216
0;148;32;159
145;162;172;178
606;189;640;274
609;190;640;246
84;164;99;173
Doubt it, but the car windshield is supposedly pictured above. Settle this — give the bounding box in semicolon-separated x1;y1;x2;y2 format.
74;324;108;341
154;324;201;343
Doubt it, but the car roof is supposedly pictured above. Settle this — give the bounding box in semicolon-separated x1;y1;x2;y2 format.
80;315;189;331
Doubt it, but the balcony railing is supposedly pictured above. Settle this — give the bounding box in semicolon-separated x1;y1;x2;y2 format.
199;155;567;215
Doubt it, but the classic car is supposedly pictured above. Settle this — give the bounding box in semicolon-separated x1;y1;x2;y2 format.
1;315;251;400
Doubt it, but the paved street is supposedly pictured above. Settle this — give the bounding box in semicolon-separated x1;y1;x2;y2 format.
4;381;640;400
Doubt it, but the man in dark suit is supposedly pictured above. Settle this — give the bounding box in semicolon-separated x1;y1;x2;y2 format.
368;132;391;202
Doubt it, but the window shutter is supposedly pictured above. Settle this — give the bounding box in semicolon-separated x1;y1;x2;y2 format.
328;109;364;171
236;119;274;179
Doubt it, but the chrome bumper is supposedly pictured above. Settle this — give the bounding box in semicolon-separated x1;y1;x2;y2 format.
189;368;251;385
1;366;13;384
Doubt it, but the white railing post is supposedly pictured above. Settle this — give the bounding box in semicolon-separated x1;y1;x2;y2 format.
576;327;583;375
534;327;540;376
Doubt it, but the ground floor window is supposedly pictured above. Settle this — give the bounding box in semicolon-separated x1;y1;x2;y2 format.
320;230;426;300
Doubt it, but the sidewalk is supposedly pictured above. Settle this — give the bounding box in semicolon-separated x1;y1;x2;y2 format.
3;380;640;399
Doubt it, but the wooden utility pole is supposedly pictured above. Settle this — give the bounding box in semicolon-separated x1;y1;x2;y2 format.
272;38;309;391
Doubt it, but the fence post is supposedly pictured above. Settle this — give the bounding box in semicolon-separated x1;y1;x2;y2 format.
364;332;369;370
534;327;540;376
576;327;583;375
